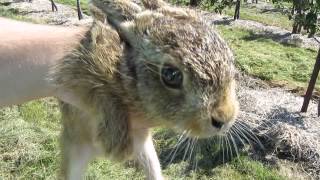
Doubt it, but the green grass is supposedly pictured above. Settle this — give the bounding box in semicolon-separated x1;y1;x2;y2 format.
55;0;90;15
0;99;287;179
203;156;286;180
0;99;60;179
216;25;320;90
223;4;292;30
169;0;293;31
0;7;45;23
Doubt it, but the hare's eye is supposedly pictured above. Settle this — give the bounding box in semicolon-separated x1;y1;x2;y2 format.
161;65;183;89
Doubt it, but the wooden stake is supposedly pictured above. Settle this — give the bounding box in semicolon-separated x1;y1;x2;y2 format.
301;48;320;116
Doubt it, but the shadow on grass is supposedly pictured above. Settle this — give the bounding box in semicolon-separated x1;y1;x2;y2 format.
259;8;288;14
214;21;302;48
241;30;291;43
212;18;234;26
243;2;289;14
154;127;265;176
239;30;320;52
266;107;308;130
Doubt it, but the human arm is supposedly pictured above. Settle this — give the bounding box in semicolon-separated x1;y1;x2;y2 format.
0;17;88;107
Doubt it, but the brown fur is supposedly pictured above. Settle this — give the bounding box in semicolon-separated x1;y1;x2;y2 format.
49;0;239;179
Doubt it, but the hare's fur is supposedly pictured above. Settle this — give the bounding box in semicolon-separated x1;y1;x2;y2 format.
49;0;239;179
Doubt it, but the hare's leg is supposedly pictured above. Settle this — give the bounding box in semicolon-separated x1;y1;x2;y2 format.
60;141;95;180
59;102;96;180
133;129;163;180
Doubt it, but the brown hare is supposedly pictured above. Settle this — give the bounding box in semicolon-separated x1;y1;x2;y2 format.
0;0;238;179
49;0;239;179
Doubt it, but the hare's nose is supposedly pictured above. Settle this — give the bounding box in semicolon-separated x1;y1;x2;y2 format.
211;117;224;129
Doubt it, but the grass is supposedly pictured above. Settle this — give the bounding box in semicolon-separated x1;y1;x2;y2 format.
223;4;292;30
0;6;46;23
0;99;288;179
170;0;293;31
55;0;90;15
216;25;320;90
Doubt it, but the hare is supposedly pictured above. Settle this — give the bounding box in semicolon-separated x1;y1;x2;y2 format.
48;0;239;179
0;0;238;179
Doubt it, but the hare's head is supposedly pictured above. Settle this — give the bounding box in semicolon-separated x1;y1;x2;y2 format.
91;0;238;138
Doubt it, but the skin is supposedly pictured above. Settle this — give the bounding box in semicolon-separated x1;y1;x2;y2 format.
0;18;153;129
0;17;88;107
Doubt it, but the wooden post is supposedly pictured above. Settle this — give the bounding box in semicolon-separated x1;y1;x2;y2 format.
318;98;320;115
190;0;199;7
234;0;241;20
50;0;58;12
77;0;83;20
301;48;320;116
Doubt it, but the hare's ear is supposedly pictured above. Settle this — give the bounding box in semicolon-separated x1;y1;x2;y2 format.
89;4;107;23
141;0;196;20
90;0;142;27
118;11;167;46
141;0;167;10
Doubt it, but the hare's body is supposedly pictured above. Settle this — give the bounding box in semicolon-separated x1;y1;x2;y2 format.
51;20;163;179
1;0;239;179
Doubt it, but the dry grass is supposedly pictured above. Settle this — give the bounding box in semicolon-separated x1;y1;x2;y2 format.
235;74;320;178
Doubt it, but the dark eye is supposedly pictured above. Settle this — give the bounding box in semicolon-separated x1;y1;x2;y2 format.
161;65;183;89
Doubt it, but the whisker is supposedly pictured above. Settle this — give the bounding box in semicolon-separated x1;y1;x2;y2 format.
229;129;240;159
232;125;247;146
233;123;257;147
140;59;162;68
182;138;192;162
232;125;248;148
221;136;225;164
143;64;160;76
225;133;233;160
191;139;199;179
168;131;189;164
224;135;230;161
237;122;264;150
188;138;196;164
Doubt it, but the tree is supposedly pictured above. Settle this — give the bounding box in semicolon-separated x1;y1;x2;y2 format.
76;0;83;20
204;0;241;20
273;0;319;37
190;0;201;6
204;0;235;16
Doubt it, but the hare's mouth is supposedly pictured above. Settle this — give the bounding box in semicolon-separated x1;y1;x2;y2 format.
183;118;236;139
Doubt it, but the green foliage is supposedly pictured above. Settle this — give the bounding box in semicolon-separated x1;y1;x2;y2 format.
170;0;235;14
272;0;320;36
205;0;234;14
